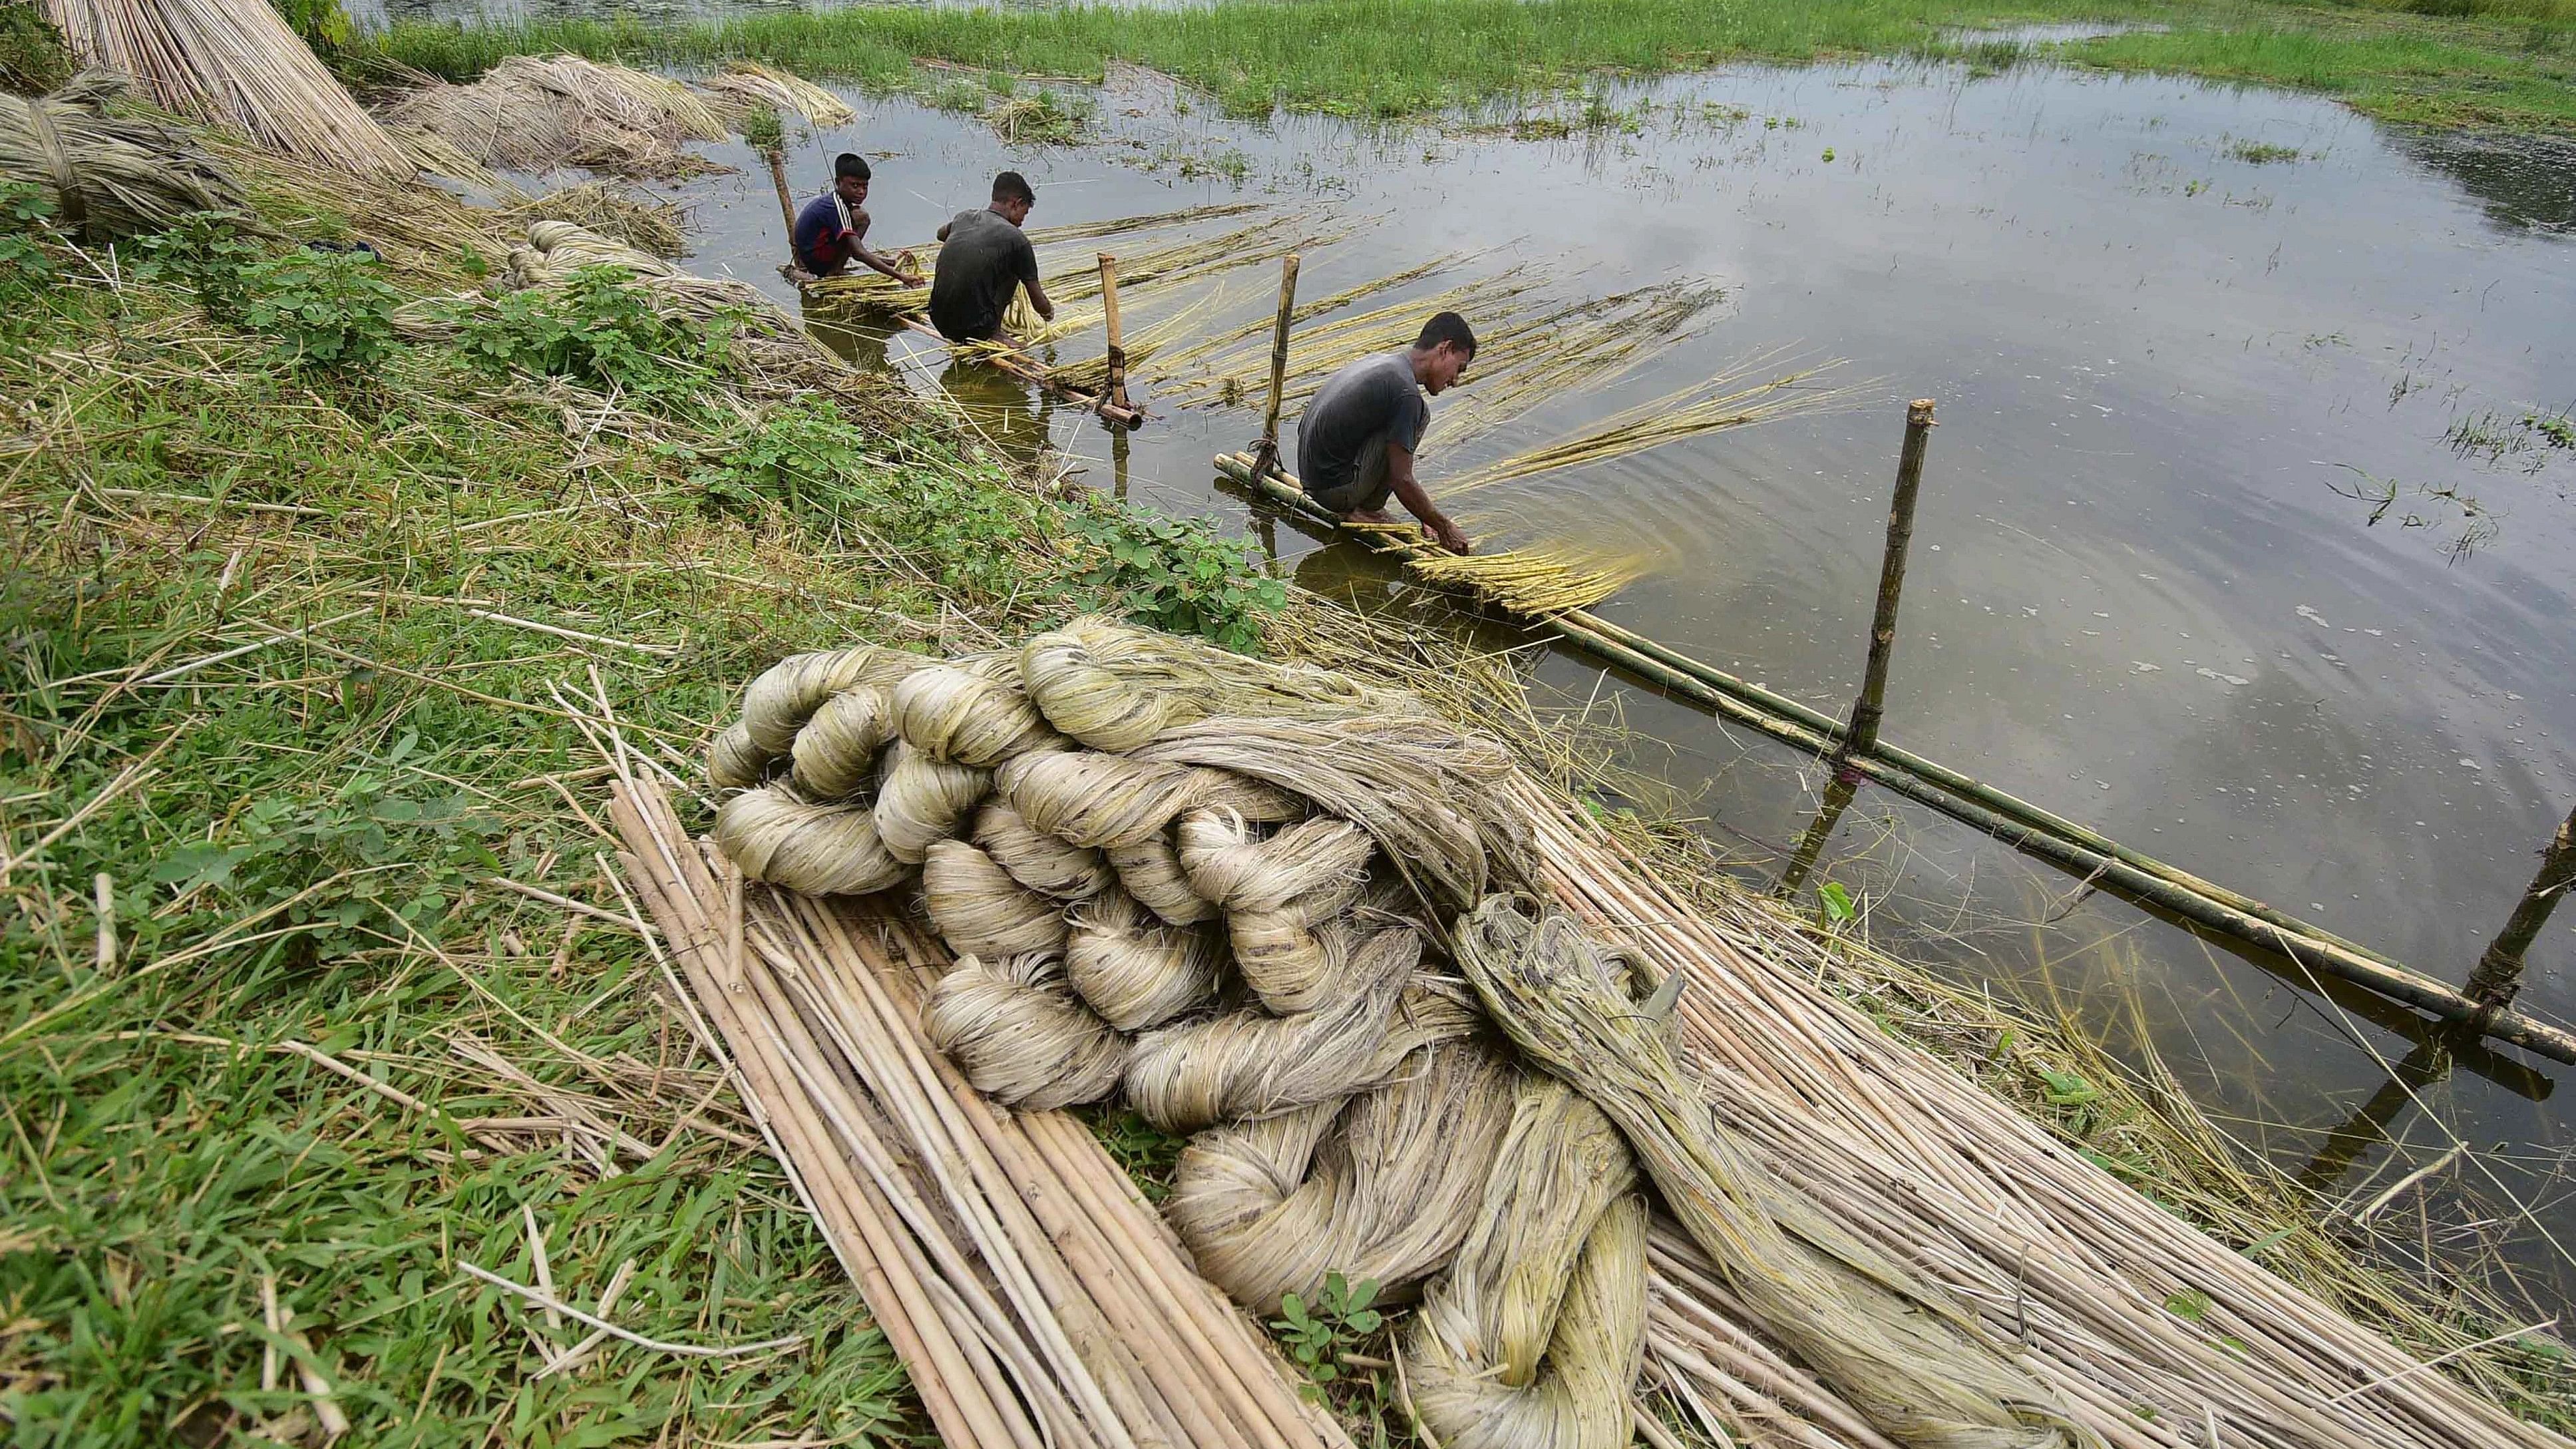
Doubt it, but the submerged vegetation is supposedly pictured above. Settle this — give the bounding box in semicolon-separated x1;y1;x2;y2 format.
377;0;2576;134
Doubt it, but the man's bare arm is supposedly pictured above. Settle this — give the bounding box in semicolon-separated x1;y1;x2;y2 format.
1022;276;1057;323
846;210;924;285
1385;441;1469;554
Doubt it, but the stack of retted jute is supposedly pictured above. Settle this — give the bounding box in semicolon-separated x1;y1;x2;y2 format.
659;617;2573;1449
699;617;2099;1449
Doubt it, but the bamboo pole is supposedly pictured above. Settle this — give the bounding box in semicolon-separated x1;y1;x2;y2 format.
1097;252;1133;416
765;150;799;267
2470;801;2576;1010
1840;399;1934;763
900;315;1145;429
1212;451;2576;1065
1252;254;1302;478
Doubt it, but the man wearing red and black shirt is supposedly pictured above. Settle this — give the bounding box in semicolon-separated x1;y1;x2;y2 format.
793;154;922;285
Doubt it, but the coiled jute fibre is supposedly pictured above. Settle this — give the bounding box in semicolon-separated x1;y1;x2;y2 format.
892;652;1071;768
1165;1040;1519;1313
1065;891;1228;1032
1121;931;1445;1133
974;800;1115;902
711;643;927;789
1135;716;1525;914
922;840;1070;962
1104;835;1216;926
789;686;894;801
1020;615;1395;753
923;950;1127;1112
1454;895;2083;1449
712;785;908;897
1178;810;1380;1013
874;741;992;864
998;749;1304;851
1400;1076;1645;1449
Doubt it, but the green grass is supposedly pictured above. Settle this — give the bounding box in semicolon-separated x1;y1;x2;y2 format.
371;0;2576;133
0;180;1282;1444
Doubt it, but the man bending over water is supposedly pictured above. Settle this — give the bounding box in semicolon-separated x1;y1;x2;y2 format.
1296;312;1475;555
930;171;1055;347
793;154;922;285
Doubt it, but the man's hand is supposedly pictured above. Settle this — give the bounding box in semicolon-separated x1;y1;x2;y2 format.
898;272;926;288
1429;517;1471;554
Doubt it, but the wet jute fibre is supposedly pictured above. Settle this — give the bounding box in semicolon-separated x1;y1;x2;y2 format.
704;616;2082;1449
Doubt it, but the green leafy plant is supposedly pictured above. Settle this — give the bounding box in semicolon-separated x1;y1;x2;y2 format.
135;210;266;323
266;0;353;51
0;179;61;302
1817;879;1857;929
1073;509;1283;651
238;248;402;376
0;0;73;93
1270;1271;1383;1391
452;265;731;409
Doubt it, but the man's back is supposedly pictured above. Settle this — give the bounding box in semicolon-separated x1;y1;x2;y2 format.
930;208;1039;343
1297;350;1427;510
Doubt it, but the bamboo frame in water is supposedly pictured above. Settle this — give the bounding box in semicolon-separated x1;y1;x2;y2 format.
1212;450;2576;1066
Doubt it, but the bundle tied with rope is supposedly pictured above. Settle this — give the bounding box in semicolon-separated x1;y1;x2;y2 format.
702;616;2089;1449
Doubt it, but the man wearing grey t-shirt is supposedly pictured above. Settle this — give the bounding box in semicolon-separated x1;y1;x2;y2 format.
1294;312;1475;554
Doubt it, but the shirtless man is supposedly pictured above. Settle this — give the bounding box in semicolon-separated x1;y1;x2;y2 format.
1294;311;1475;554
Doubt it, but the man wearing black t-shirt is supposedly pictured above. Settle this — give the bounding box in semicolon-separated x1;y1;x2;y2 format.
930;171;1055;346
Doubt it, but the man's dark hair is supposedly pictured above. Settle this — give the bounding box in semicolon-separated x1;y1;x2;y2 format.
992;170;1037;205
834;152;870;182
1416;311;1476;359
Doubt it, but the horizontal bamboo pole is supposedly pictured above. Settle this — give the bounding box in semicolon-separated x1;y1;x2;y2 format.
894;316;1146;429
1214;452;2576;1067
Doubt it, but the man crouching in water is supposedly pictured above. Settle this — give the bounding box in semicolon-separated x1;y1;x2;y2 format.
1295;312;1475;554
930;171;1054;347
792;153;922;285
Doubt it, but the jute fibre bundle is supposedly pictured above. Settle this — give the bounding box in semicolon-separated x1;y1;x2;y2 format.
974;800;1115;902
998;749;1303;851
923;950;1126;1111
381;54;727;176
1065;891;1227;1032
1125;956;1484;1134
892;652;1069;768
710;643;926;789
874;741;991;865
1136;717;1524;915
1019;615;1392;753
790;687;893;801
1103;835;1216;927
0;73;246;244
922;840;1069;962
1165;1041;1519;1313
38;0;413;178
1178;810;1379;1014
713;785;908;897
1454;896;2084;1449
1401;1076;1646;1449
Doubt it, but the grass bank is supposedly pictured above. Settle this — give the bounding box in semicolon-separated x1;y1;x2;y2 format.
373;0;2576;134
4;118;2571;1444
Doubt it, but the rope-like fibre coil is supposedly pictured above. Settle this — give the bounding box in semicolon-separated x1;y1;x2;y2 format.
1455;895;2083;1449
1179;810;1381;1012
1019;615;1391;753
714;644;925;788
1065;891;1229;1032
922;840;1069;962
1000;749;1304;851
787;686;894;801
1105;836;1216;926
873;741;992;865
892;652;1070;767
922;951;1127;1111
972;800;1115;901
1165;1041;1519;1312
712;785;908;897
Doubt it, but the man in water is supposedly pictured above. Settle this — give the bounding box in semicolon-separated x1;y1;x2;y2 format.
1294;312;1476;554
793;153;922;285
930;171;1054;346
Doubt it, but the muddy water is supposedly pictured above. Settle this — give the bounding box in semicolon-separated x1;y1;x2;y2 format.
464;51;2575;1290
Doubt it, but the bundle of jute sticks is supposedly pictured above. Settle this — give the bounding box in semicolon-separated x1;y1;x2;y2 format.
661;618;2567;1449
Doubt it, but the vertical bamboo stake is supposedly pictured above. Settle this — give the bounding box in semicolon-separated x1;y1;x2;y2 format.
1253;254;1301;479
1839;399;1936;763
1097;253;1131;416
765;149;800;268
2468;801;2576;1010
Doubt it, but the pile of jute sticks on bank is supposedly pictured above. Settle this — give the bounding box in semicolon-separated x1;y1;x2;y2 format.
599;618;2567;1449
